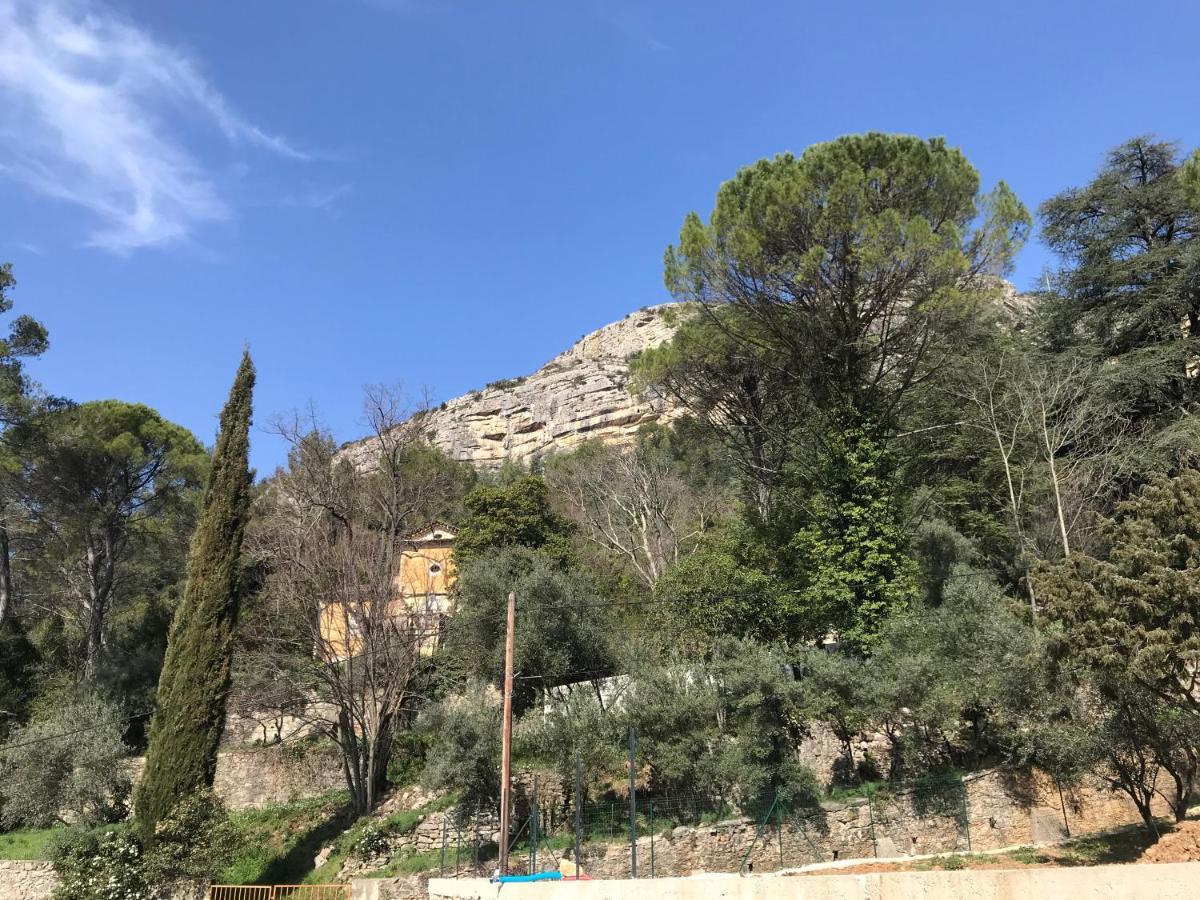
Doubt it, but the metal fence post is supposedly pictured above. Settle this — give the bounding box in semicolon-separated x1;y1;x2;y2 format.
628;726;638;878
777;791;785;870
473;802;481;873
440;814;447;876
1056;778;1071;838
574;753;584;876
531;777;540;873
959;777;972;852
866;786;879;858
650;800;655;877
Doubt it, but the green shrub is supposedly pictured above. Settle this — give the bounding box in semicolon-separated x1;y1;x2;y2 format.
355;821;392;858
0;691;130;829
387;731;429;787
142;789;239;890
50;828;149;900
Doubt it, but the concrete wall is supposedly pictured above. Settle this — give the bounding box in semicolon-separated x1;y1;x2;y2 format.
429;862;1200;900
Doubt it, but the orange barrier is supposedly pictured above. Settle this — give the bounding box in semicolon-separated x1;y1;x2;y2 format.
272;888;351;900
207;886;350;900
207;889;272;900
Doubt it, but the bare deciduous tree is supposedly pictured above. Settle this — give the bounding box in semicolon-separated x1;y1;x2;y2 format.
1018;357;1128;559
547;440;725;588
960;352;1132;600
244;388;462;814
959;350;1038;610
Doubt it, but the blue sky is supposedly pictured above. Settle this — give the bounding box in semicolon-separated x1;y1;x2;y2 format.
2;0;1198;476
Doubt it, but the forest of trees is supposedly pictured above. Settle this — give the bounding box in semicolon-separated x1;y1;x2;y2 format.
1;132;1200;895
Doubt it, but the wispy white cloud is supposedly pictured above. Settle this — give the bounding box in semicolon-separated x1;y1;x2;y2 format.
0;0;308;252
591;1;672;53
281;183;355;214
13;240;44;256
361;0;448;15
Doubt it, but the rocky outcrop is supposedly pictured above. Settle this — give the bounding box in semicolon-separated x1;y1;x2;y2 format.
340;305;684;471
341;283;1036;473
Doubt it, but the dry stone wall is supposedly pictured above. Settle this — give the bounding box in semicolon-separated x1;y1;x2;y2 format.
423;766;1165;882
125;743;345;810
0;862;206;900
0;860;56;900
963;767;1171;850
571;793;961;879
575;769;1160;878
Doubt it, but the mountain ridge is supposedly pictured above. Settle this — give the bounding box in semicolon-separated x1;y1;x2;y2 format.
340;281;1033;472
339;303;684;471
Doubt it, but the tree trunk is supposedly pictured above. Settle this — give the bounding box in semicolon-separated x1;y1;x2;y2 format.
84;595;106;680
0;517;11;630
82;533;115;681
1038;404;1072;558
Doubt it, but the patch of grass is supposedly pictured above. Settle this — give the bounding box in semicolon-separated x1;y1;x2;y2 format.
301;794;463;884
0;823;128;862
220;790;353;886
936;854;966;870
1006;845;1047;865
0;827;61;860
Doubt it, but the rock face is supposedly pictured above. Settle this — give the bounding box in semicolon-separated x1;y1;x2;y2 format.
340;283;1036;473
341;304;684;471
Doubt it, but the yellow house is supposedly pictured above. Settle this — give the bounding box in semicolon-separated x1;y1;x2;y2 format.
393;521;457;615
317;521;458;661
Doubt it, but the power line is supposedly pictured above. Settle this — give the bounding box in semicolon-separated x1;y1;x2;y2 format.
2;708;154;752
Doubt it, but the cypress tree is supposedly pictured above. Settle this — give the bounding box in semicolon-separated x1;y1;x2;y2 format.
135;352;255;841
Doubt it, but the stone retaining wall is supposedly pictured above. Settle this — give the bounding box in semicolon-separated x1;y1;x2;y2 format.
0;860;56;900
421;766;1166;881
561;768;1162;878
0;861;206;900
125;743;345;810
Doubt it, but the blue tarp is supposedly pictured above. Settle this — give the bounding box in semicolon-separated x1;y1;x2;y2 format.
494;871;565;883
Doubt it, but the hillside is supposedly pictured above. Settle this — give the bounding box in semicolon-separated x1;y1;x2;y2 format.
341;281;1034;472
340;304;684;470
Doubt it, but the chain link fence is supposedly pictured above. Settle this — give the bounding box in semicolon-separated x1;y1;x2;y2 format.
434;772;975;879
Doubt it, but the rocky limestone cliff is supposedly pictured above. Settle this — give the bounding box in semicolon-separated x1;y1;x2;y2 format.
341;282;1035;472
340;304;683;471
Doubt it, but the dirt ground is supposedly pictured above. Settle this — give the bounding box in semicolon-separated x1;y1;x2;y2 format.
1140;820;1200;864
791;823;1165;877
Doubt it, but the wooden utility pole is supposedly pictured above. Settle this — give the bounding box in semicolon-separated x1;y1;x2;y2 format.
498;590;516;874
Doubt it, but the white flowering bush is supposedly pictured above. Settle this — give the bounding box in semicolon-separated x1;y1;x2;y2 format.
50;829;155;900
355;820;392;858
48;789;237;899
141;788;239;890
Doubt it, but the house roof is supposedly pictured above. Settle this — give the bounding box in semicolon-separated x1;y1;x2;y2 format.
400;520;458;542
